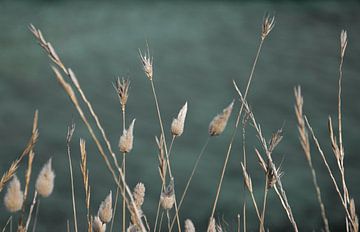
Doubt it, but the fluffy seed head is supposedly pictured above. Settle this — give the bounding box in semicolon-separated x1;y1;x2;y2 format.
160;179;175;210
3;175;24;212
171;102;188;137
127;224;140;232
98;191;113;223
92;216;106;232
139;47;153;80
35;159;55;197
133;182;145;210
209;100;234;136
119;119;136;153
184;219;195;232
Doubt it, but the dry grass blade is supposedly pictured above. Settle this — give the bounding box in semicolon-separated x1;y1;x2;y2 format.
294;86;330;232
0;110;39;192
80;139;91;232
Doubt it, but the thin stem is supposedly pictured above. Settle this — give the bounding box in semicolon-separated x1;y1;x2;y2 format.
158;212;164;232
2;216;12;232
150;79;181;232
250;191;262;222
25;191;38;231
210;38;265;220
122;154;126;232
166;211;171;231
237;214;241;232
154;200;162;232
31;199;40;232
67;131;78;232
170;137;210;230
242;123;247;232
260;182;268;232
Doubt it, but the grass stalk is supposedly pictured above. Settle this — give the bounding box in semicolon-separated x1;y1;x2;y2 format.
31;199;40;232
2;216;12;232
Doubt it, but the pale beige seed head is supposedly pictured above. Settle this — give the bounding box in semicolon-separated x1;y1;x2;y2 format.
127;224;140;232
35;159;55;197
261;14;275;40
119;119;136;153
209;100;234;136
4;175;24;212
340;30;348;58
133;182;145;209
139;48;153;80
98;191;113;223
115;77;130;111
160;179;175;210
92;216;106;232
207;217;216;232
184;219;195;232
171;102;188;137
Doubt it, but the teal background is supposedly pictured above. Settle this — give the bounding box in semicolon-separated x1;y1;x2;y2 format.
1;1;360;231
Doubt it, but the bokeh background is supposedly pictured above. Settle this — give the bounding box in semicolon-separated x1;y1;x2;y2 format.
1;0;360;231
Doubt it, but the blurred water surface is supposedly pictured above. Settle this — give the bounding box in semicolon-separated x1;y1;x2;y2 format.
0;1;360;231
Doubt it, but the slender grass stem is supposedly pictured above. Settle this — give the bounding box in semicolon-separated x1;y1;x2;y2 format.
2;216;12;232
170;137;210;230
260;181;268;232
210;38;265;221
31;199;40;232
150;79;181;232
25;191;38;231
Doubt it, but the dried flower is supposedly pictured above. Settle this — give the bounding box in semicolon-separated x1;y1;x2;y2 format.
261;13;275;40
115;77;130;111
184;219;195;232
171;102;188;137
133;183;145;210
340;30;348;58
160;178;175;210
241;163;253;193
35;159;55;197
92;216;106;232
209;100;234;136
3;175;23;212
98;191;113;223
127;224;140;232
119;119;136;153
139;46;153;80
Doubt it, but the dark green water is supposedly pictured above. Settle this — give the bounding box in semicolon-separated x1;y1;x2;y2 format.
1;1;360;231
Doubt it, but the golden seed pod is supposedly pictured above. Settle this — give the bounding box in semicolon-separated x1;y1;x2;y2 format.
139;48;153;80
98;191;113;223
209;100;234;136
119;119;136;153
160;179;175;210
4;175;24;213
171;102;188;137
35;159;55;197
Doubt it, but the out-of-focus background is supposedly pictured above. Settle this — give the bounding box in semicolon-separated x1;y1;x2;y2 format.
1;0;360;231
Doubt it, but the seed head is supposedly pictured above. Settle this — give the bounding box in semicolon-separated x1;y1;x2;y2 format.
127;224;141;232
261;13;275;40
92;216;106;232
160;178;175;210
119;119;136;153
184;219;195;232
139;46;153;80
115;77;130;111
209;100;234;136
98;191;113;223
171;102;188;137
35;158;55;197
4;175;24;212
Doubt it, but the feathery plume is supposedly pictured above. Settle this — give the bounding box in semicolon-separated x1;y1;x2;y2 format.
98;191;113;223
115;77;130;111
92;216;106;232
184;219;195;232
261;13;275;40
209;100;234;136
160;179;175;210
3;175;24;212
139;45;153;80
171;102;188;137
119;119;136;153
35;159;55;197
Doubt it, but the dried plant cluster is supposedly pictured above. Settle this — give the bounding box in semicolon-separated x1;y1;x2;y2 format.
0;13;358;232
